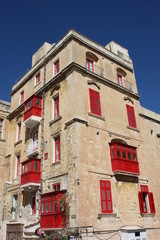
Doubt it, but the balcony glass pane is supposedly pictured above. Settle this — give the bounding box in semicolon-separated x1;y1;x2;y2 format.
33;162;38;171
117;150;121;158
128;152;131;160
123;152;126;159
133;153;137;161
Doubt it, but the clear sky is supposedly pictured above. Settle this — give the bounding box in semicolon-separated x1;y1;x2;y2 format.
0;0;160;113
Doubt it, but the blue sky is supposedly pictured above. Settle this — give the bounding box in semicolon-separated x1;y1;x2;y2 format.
0;0;160;113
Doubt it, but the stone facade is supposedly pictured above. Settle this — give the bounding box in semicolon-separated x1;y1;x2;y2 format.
0;100;10;240
1;30;160;240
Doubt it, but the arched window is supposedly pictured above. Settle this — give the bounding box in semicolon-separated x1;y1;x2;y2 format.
117;68;127;87
86;52;98;73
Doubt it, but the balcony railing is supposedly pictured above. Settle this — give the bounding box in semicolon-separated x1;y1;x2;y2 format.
120;79;133;92
111;159;140;175
27;140;39;156
85;62;104;77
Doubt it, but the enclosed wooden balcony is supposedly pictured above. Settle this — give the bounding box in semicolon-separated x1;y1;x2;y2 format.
110;143;140;176
21;159;41;190
40;190;66;229
23;96;42;128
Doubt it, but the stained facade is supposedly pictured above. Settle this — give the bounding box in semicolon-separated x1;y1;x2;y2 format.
1;30;160;240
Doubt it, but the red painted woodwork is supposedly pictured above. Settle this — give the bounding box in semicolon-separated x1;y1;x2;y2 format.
138;185;156;214
117;74;123;86
54;97;59;119
100;180;113;213
24;96;42;122
40;190;66;229
54;60;59;75
110;143;140;175
55;137;60;162
86;59;94;72
89;88;101;116
149;192;156;213
21;159;41;185
126;104;137;128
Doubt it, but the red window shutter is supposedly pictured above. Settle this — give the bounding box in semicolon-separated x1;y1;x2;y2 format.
89;89;101;116
149;192;156;214
138;191;145;214
100;180;113;213
126;104;137;128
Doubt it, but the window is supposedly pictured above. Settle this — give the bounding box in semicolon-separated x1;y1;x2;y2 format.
17;122;21;141
32;196;36;214
35;73;40;85
117;74;123;86
33;131;38;143
11;194;18;220
54;137;60;162
89;88;101;116
110;143;138;162
53;183;61;192
0;119;3;139
53;96;59;119
126;104;137;128
16;155;20;178
20;91;24;105
44;152;48;160
86;59;94;72
54;60;59;76
100;180;113;213
138;185;155;214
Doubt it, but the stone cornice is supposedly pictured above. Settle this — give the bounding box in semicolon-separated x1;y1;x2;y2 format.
11;29;133;95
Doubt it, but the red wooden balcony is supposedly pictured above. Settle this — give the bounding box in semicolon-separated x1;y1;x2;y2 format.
23;96;42;128
110;143;140;175
40;190;66;229
21;159;41;189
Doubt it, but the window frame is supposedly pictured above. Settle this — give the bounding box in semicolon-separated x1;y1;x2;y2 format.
100;180;113;214
54;60;59;76
19;91;24;105
89;88;101;116
126;104;137;129
117;73;123;87
17;122;21;141
15;155;20;178
31;196;36;215
53;96;59;119
86;58;95;72
52;182;61;192
138;185;155;214
54;136;60;162
0;119;3;139
35;72;40;85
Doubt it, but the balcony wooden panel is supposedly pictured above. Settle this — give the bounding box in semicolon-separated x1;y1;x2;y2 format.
21;159;41;187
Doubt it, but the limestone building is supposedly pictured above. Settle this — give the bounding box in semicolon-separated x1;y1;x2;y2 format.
2;30;160;240
0;100;10;239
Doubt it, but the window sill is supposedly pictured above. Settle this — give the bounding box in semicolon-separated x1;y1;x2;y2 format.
0;138;6;142
34;81;41;88
14;139;22;147
127;126;140;132
97;213;117;219
141;213;155;217
49;116;62;126
52;160;61;166
88;112;105;121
